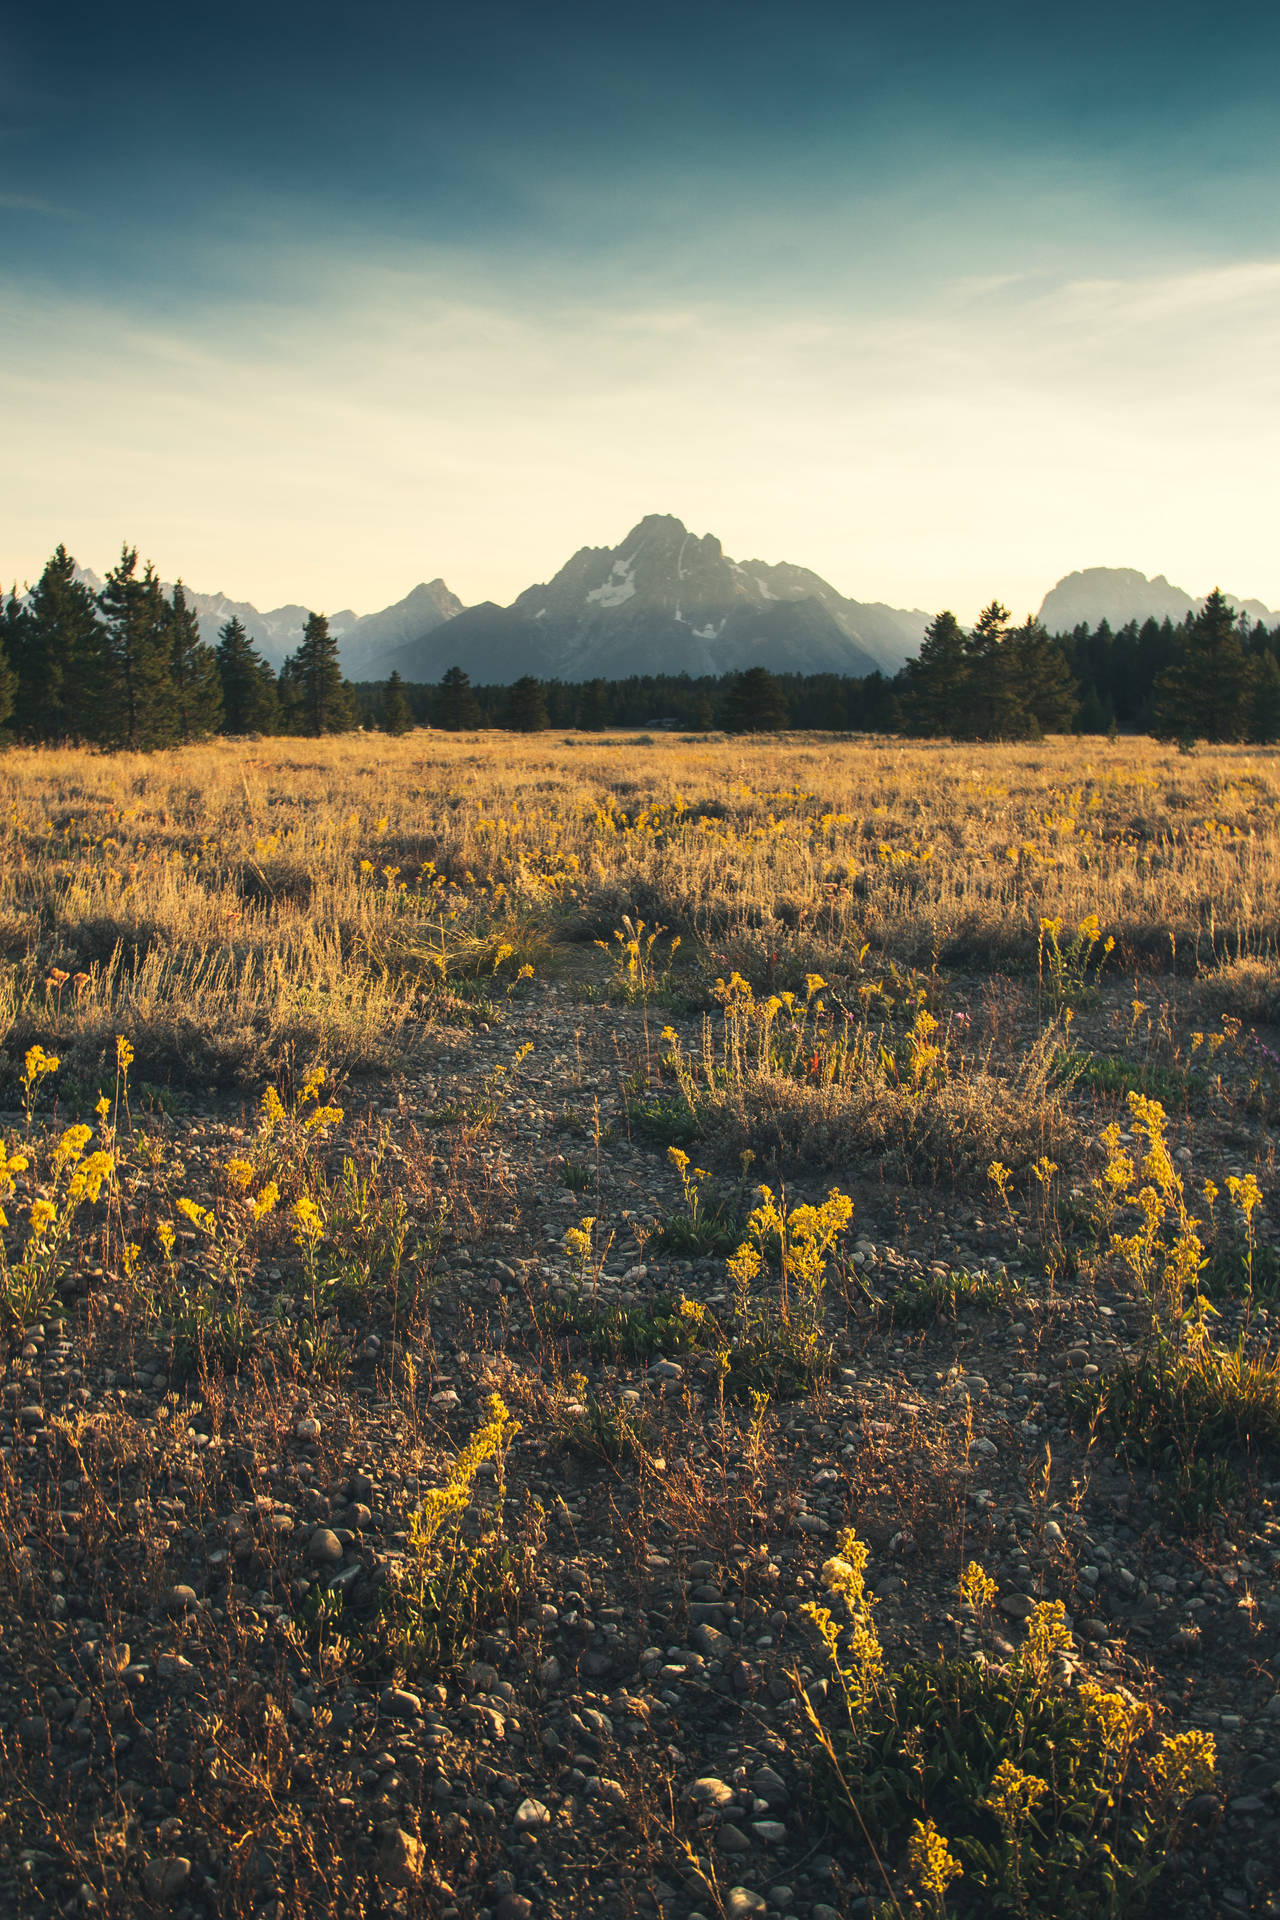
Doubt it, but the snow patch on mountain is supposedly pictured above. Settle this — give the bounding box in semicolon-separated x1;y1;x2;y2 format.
586;557;637;608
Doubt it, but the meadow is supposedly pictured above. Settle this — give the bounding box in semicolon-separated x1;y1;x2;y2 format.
1;730;1278;1920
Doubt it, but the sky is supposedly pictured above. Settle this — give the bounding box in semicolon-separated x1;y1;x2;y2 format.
2;0;1278;623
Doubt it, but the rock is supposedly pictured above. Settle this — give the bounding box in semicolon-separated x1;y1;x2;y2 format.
495;1898;534;1920
753;1766;789;1808
512;1797;551;1830
724;1891;766;1919
716;1824;751;1855
692;1622;730;1659
999;1592;1034;1620
688;1777;735;1809
163;1584;199;1615
142;1857;192;1901
19;1405;45;1429
752;1820;787;1843
378;1828;424;1885
295;1416;321;1440
381;1687;423;1720
812;1907;843;1920
537;1656;562;1686
649;1359;683;1382
307;1528;344;1565
156;1653;198;1688
468;1660;499;1692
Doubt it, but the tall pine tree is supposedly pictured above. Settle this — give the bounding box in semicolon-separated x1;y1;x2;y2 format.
168;584;224;741
722;666;788;732
905;610;967;736
435;665;479;730
284;613;352;736
216;617;279;733
1154;589;1248;743
1008;618;1078;736
960;601;1024;739
98;548;177;749
504;675;549;732
16;545;106;742
382;671;413;735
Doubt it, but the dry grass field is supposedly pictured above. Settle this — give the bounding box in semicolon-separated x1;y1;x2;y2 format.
2;730;1279;1920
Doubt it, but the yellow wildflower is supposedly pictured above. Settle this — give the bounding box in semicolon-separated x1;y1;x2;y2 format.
252;1181;280;1221
984;1758;1048;1829
958;1561;998;1610
906;1818;962;1903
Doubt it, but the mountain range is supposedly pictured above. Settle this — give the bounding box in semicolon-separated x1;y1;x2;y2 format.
61;535;1280;685
1036;569;1280;634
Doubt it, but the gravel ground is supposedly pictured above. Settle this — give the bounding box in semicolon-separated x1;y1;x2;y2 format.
2;970;1279;1919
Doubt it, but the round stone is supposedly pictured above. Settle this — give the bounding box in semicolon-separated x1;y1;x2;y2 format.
307;1528;344;1565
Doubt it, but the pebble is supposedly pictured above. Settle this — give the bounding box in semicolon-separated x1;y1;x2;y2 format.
307;1528;344;1565
753;1766;789;1807
724;1891;767;1919
512;1797;551;1830
156;1653;198;1687
163;1584;199;1615
378;1827;424;1884
381;1687;422;1719
295;1416;321;1440
142;1857;192;1901
688;1777;735;1809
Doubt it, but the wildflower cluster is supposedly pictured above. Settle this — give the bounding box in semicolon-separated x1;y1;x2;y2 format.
803;1527;1217;1919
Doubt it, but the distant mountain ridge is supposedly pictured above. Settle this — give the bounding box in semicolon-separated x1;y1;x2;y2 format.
50;544;1280;688
63;518;931;681
380;514;929;684
1038;568;1280;634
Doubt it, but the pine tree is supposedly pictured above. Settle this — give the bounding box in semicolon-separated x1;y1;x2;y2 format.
436;665;479;730
168;584;223;741
576;678;608;730
286;612;352;736
382;671;413;735
98;547;177;749
1246;650;1280;745
905;610;967;736
505;675;549;732
216;617;279;733
1154;589;1248;743
0;591;17;736
961;601;1024;739
1008;618;1077;735
16;545;105;742
722;666;788;733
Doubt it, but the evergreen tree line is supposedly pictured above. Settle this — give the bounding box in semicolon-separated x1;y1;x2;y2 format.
3;546;1278;747
355;592;1280;743
0;545;360;746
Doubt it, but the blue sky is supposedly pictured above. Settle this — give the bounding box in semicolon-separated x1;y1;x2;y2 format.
3;0;1278;618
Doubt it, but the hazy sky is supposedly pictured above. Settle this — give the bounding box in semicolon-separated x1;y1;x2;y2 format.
2;0;1278;621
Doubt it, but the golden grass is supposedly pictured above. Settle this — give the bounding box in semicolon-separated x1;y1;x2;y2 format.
2;730;1279;1089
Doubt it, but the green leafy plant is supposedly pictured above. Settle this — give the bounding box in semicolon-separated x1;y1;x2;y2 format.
891;1265;1024;1327
652;1146;743;1256
801;1532;1216;1918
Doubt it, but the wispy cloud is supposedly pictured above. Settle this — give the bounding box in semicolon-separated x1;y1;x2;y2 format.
2;254;1278;619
